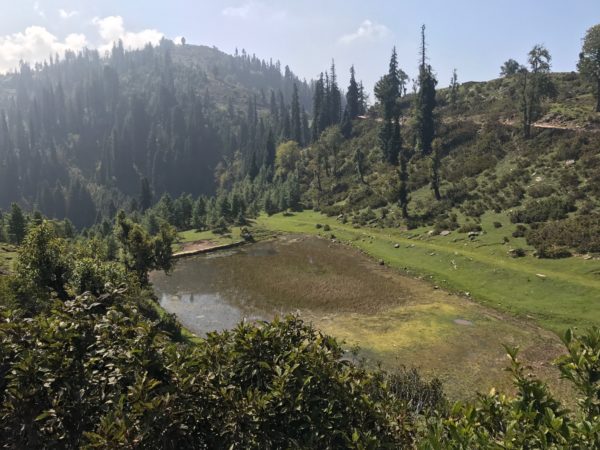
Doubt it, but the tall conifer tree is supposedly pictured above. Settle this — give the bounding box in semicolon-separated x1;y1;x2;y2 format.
346;66;360;120
290;83;302;145
415;25;440;200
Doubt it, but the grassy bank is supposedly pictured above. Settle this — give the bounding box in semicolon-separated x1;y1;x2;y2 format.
249;211;600;333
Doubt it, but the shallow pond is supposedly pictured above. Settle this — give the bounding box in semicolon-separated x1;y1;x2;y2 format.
151;235;414;336
151;234;567;400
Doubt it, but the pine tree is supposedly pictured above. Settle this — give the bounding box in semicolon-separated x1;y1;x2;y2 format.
192;197;206;230
264;129;276;169
301;109;310;146
8;203;27;244
290;83;302;145
346;66;360;119
358;81;367;115
578;24;600;112
521;45;552;138
139;177;153;211
279;91;291;140
449;69;459;110
374;47;401;165
312;73;325;141
248;151;259;179
415;25;439;200
341;108;352;139
269;90;279;125
328;61;342;125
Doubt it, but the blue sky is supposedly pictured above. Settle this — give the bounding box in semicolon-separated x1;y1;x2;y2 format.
1;1;598;96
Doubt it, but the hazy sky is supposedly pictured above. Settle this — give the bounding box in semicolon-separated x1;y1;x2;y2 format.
1;1;598;95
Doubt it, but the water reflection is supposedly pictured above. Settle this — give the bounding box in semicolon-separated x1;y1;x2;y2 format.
152;243;273;336
158;291;264;335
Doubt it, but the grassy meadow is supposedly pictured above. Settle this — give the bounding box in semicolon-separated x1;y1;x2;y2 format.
249;211;600;333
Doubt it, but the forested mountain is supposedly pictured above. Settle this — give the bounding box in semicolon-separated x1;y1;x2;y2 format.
0;39;313;228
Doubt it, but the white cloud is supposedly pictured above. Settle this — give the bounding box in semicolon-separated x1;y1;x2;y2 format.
0;26;87;72
0;15;166;73
33;1;46;18
222;1;286;21
338;20;390;45
59;9;79;19
93;16;164;53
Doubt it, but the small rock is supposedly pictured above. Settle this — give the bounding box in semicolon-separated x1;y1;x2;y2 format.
565;159;575;166
583;254;592;260
454;319;473;326
440;230;451;236
465;292;471;297
467;231;480;238
434;285;439;290
378;259;385;266
427;230;435;236
536;273;547;279
394;243;400;248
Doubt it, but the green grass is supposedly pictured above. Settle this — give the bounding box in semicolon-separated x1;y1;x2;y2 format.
254;211;600;333
174;228;244;252
176;224;277;252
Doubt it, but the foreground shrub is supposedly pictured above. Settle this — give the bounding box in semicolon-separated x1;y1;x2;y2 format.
0;292;419;449
421;328;600;449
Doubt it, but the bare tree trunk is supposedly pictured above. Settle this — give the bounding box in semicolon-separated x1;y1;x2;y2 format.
401;203;408;219
521;71;531;139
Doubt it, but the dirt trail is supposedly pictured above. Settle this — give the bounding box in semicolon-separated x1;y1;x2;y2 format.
178;240;217;253
173;239;245;258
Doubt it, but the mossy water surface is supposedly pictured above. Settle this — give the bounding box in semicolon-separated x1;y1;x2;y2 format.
156;233;569;400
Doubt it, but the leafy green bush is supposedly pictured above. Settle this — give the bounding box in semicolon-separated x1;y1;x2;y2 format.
321;203;345;217
458;223;482;233
512;224;528;237
0;292;418;448
527;183;556;199
510;195;576;224
526;214;600;256
433;214;459;234
535;246;572;259
509;247;527;257
461;200;487;218
422;329;600;448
